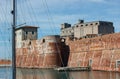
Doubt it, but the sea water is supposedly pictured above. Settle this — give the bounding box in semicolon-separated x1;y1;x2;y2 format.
0;67;120;79
0;67;12;79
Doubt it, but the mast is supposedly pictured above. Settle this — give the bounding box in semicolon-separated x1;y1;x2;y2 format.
12;0;16;79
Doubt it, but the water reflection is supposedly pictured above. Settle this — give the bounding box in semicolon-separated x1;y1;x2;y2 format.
0;67;12;79
68;71;120;79
17;68;70;79
0;68;120;79
17;68;59;79
17;68;120;79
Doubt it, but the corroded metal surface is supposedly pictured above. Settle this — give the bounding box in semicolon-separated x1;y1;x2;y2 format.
67;33;120;72
16;33;120;72
16;35;62;68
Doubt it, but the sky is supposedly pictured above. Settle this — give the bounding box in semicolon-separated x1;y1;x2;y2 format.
0;0;120;59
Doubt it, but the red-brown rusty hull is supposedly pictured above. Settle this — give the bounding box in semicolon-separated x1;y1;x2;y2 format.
16;53;61;68
16;35;62;68
67;33;120;72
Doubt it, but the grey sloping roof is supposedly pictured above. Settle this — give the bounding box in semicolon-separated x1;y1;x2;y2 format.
16;26;39;30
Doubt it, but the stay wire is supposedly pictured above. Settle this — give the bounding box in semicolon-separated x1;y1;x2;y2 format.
44;0;59;34
25;0;38;26
21;0;33;26
27;0;44;37
0;1;11;61
41;0;56;35
17;1;26;26
6;1;13;78
46;1;70;79
0;3;11;79
41;0;69;79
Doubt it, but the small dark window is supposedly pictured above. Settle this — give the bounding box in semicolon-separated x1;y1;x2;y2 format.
90;24;93;25
43;39;45;43
81;25;83;27
95;23;98;25
76;25;78;27
26;31;28;34
32;31;34;34
29;41;31;45
116;60;120;68
85;24;88;26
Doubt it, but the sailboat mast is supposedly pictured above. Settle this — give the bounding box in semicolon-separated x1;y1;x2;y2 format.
12;0;16;79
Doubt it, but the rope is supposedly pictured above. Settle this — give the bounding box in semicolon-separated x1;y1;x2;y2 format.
0;1;12;79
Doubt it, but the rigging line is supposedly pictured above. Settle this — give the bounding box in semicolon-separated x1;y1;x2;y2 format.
6;0;12;60
0;2;11;29
44;0;58;34
39;0;49;35
0;1;12;62
55;42;70;79
24;0;36;26
0;27;10;79
27;0;44;37
0;1;12;58
41;0;55;35
17;2;26;26
0;2;11;79
19;0;33;26
61;0;71;23
36;0;48;36
34;1;52;35
25;0;44;39
7;0;12;24
0;24;11;79
39;0;69;78
6;0;13;60
40;1;69;78
0;3;11;60
41;1;69;78
27;0;38;26
16;1;25;25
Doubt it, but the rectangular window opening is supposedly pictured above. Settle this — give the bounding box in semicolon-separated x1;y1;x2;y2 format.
116;60;120;68
32;31;34;34
89;59;92;67
26;31;28;34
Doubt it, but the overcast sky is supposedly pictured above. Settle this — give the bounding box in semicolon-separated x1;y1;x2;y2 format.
0;0;120;59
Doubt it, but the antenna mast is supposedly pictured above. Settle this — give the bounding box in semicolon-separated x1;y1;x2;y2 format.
12;0;16;79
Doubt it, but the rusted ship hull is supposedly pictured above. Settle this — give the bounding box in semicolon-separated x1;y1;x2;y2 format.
67;33;120;72
16;35;61;68
16;33;120;72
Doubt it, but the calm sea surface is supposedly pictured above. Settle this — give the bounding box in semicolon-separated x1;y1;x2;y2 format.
0;67;120;79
